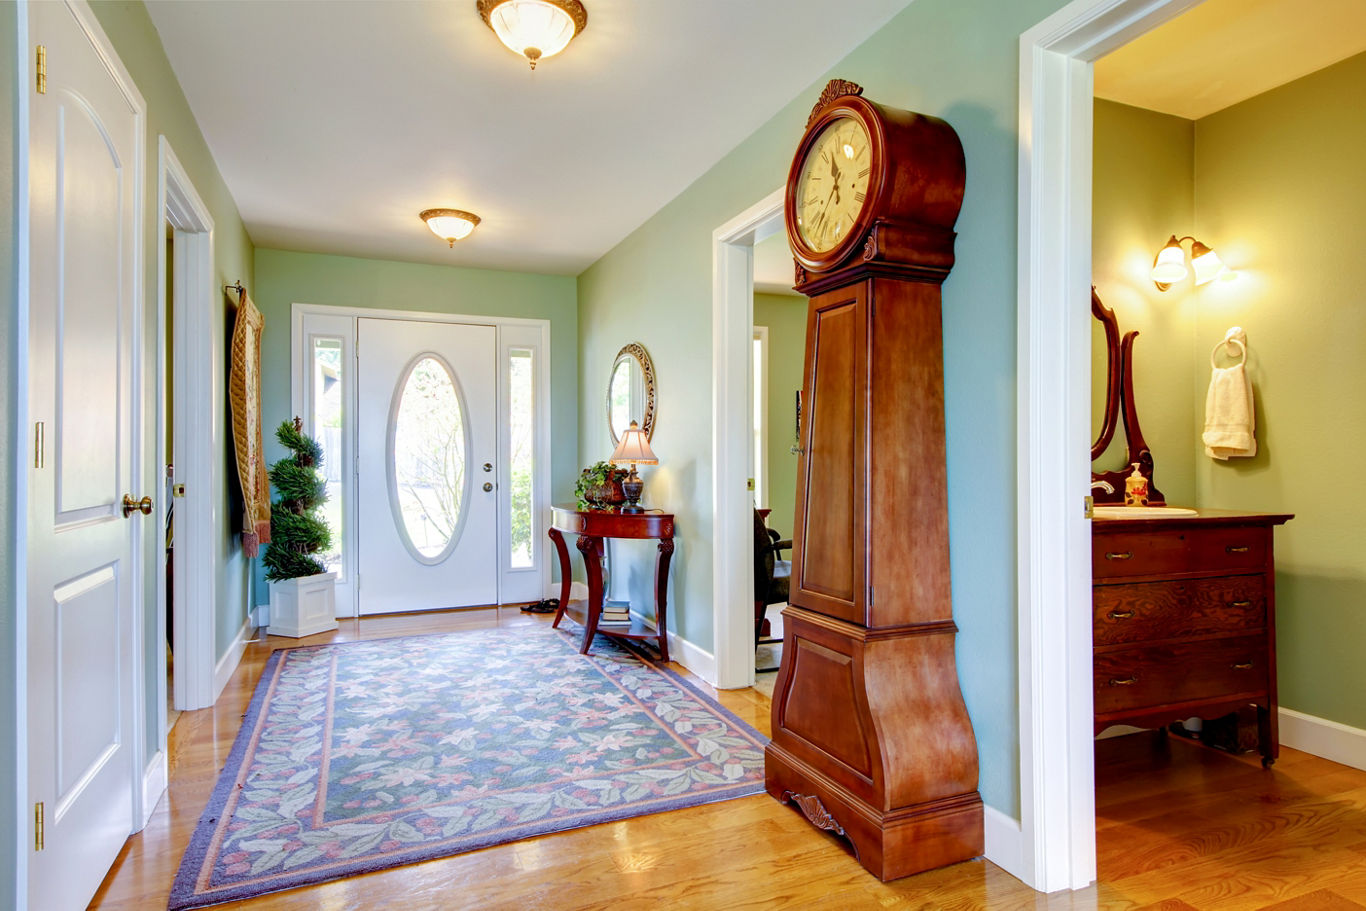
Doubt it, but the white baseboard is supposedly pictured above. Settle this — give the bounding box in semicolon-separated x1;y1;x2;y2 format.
625;609;717;684
213;617;254;702
1280;707;1366;771
139;750;168;830
983;804;1028;885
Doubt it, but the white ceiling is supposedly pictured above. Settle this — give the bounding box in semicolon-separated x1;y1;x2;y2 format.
1094;0;1366;120
145;0;915;275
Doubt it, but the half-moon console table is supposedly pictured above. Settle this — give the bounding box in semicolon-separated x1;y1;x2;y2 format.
548;505;675;662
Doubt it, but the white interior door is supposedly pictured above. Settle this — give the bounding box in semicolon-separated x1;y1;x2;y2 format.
357;318;498;613
26;2;142;908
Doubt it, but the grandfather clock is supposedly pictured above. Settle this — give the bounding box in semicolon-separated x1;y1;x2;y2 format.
764;80;983;880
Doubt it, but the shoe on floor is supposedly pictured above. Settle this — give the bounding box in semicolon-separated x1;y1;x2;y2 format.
520;598;558;614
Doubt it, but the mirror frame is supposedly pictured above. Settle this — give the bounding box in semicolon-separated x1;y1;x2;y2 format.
607;342;657;446
1091;287;1164;505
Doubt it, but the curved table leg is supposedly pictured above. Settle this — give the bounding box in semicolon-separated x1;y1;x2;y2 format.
547;528;573;629
654;538;674;664
577;534;605;655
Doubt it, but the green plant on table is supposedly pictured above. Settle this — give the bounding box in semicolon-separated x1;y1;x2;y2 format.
575;460;627;510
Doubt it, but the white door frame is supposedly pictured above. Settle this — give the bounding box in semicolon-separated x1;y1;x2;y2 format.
290;303;553;616
710;187;785;690
1016;0;1200;892
154;139;217;717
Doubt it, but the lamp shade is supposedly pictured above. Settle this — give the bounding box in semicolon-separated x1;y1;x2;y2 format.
1150;236;1188;286
1190;240;1225;285
610;420;657;465
420;209;480;247
477;0;587;69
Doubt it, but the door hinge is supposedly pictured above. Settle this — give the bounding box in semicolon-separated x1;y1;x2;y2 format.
34;802;44;851
33;422;44;468
1084;495;1094;519
35;45;46;95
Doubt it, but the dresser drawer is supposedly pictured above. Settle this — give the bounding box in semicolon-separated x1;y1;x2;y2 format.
1094;576;1265;646
1094;635;1269;716
1093;525;1267;579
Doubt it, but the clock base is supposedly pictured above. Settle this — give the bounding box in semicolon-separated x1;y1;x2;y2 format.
767;745;984;881
764;606;984;881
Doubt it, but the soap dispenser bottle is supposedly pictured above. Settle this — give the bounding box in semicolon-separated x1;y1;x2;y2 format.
1124;463;1150;507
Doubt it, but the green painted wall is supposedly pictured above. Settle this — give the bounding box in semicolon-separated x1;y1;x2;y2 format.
753;292;806;540
2;3;20;904
89;0;258;760
251;248;579;604
1091;100;1198;507
577;0;1072;817
1194;51;1366;729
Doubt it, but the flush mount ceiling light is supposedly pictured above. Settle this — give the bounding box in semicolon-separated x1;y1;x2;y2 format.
477;0;587;70
1151;234;1226;291
420;208;481;247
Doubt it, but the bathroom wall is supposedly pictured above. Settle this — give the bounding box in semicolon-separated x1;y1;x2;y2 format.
1194;50;1366;730
753;292;806;539
1092;100;1198;506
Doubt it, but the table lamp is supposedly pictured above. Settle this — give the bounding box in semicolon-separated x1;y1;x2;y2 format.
609;420;658;513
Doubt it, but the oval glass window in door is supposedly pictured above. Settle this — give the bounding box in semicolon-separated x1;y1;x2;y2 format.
388;354;470;563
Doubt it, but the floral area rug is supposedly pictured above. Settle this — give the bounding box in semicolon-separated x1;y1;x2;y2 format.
169;626;768;909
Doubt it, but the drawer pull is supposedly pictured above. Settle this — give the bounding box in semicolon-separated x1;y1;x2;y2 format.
1105;551;1134;561
1108;676;1138;687
1231;661;1254;670
1226;545;1250;554
1230;600;1253;609
1107;610;1135;620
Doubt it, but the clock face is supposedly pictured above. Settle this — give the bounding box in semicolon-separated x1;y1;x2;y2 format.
794;116;872;254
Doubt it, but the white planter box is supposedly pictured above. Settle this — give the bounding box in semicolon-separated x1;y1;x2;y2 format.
267;571;339;638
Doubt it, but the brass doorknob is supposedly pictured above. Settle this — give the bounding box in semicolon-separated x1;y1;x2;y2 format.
122;494;153;517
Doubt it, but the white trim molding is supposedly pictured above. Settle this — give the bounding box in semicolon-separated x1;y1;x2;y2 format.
1016;0;1200;893
983;806;1028;886
139;751;168;831
1280;708;1366;772
157;135;218;717
710;187;785;690
213;618;255;702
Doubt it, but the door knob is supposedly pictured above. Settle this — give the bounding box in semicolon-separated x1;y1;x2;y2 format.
483;482;493;492
122;494;153;517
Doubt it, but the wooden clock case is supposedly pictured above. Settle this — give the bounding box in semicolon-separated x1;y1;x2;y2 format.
765;81;983;880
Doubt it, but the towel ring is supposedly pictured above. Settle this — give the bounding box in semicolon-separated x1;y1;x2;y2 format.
1211;336;1246;368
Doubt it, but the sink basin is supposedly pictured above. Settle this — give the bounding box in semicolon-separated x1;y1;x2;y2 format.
1093;505;1198;518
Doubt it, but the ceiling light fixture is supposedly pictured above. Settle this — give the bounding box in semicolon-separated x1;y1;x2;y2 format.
477;0;587;70
420;208;481;247
1151;234;1226;291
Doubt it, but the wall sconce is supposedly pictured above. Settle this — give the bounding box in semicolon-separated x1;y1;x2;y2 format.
1151;234;1225;291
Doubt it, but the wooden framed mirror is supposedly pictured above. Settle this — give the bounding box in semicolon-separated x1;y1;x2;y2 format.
606;342;657;446
1091;288;1163;505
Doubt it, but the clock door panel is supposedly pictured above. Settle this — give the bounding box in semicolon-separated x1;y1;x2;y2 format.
790;284;866;625
868;279;952;627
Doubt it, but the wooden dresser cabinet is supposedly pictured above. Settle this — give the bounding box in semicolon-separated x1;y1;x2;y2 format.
1092;510;1292;766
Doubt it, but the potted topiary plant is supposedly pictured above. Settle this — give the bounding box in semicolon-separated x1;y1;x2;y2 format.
575;460;628;509
263;417;338;638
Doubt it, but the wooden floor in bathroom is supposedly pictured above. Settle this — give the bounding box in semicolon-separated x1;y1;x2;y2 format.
90;608;1366;910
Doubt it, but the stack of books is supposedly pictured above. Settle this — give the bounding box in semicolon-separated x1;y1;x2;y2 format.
599;600;632;627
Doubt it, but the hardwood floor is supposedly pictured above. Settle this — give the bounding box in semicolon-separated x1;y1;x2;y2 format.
91;610;1366;910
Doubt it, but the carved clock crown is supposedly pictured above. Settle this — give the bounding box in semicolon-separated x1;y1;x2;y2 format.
807;79;864;127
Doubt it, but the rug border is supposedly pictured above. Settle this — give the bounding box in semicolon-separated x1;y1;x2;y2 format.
167;628;770;911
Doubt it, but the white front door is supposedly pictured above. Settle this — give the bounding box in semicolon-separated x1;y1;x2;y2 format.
357;318;499;613
26;2;142;908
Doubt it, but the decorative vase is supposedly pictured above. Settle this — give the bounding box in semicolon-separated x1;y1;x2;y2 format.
582;469;627;508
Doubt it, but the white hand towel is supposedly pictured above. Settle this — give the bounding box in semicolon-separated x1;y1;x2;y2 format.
1203;363;1256;459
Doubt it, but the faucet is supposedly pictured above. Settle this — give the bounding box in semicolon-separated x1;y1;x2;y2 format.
1090;480;1114;494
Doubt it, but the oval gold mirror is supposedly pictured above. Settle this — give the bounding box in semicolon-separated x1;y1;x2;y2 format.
606;343;657;446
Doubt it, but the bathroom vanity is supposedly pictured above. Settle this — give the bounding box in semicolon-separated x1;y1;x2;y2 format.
1092;510;1292;766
